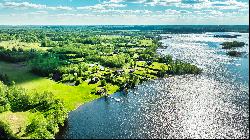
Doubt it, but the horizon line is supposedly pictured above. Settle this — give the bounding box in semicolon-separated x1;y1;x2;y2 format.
0;24;249;26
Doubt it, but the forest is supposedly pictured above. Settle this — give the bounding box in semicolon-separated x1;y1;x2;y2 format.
2;25;247;138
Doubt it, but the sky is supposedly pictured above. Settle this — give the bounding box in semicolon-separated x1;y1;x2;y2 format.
0;0;248;25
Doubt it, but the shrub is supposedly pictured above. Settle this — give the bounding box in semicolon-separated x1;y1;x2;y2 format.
28;92;67;126
0;82;67;139
100;80;107;87
0;121;18;139
0;82;11;113
25;113;54;139
7;85;30;112
0;73;12;86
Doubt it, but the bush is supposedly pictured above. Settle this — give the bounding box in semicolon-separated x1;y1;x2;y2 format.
0;82;11;113
0;121;18;139
7;85;30;112
75;78;82;86
26;92;67;138
100;80;107;86
25;113;54;139
31;92;67;125
0;82;67;139
0;73;12;86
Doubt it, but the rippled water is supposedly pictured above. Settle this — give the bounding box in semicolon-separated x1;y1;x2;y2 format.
57;32;249;139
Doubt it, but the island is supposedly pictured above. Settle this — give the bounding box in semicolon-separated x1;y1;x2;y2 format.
221;41;245;49
214;34;241;38
226;51;244;57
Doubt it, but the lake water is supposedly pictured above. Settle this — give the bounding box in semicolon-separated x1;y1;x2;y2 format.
57;32;249;139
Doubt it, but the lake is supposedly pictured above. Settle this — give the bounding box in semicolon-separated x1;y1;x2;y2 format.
57;32;249;139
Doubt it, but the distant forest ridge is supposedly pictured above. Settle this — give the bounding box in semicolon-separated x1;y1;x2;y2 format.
0;25;248;33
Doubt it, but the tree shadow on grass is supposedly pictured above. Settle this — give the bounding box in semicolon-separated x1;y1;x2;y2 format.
0;61;44;85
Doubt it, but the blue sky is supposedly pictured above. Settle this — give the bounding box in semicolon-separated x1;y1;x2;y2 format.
0;0;248;25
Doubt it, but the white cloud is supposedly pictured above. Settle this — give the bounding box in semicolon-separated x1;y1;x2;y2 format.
77;3;127;10
0;0;248;25
31;11;48;14
176;0;248;10
179;10;191;14
52;13;94;18
104;0;125;3
111;0;249;10
1;0;248;12
145;0;181;6
210;0;248;10
48;6;73;11
104;0;149;4
91;9;153;15
165;9;181;14
1;1;73;11
2;2;46;9
209;10;223;16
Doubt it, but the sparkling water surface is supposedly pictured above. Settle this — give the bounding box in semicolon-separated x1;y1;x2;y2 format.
58;32;249;139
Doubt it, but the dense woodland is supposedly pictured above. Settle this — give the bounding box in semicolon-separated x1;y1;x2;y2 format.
0;25;248;139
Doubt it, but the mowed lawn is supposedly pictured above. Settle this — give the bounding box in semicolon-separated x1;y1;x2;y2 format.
0;61;101;111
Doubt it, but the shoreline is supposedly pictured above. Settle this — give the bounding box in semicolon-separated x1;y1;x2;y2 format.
53;74;187;138
0;26;202;139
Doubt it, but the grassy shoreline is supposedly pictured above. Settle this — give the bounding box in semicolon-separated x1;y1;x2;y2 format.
0;60;165;138
0;57;201;138
0;27;201;139
0;61;103;139
0;61;103;111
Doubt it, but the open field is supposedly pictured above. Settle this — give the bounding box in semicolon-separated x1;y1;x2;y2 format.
0;40;48;51
0;61;107;111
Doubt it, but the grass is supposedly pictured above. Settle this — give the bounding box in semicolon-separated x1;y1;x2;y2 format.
0;61;101;111
136;61;146;67
0;61;118;138
0;111;33;138
0;58;167;138
148;62;168;70
134;69;145;76
105;83;120;94
139;39;154;47
0;40;48;51
0;59;169;111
